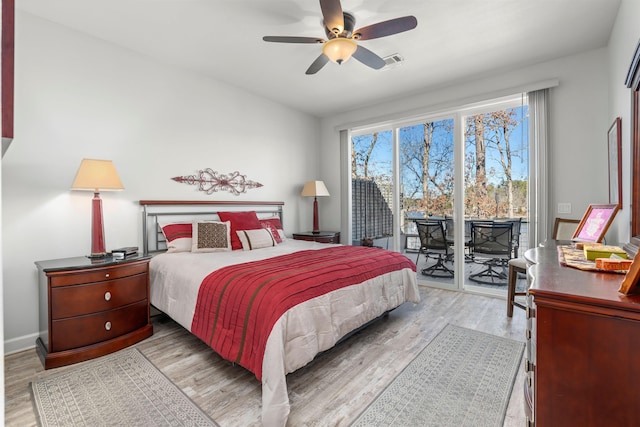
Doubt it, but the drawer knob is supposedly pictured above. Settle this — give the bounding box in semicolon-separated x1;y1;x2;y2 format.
105;273;110;278
104;291;111;301
105;321;112;331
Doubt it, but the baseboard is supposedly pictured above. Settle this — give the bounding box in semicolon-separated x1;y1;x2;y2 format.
4;332;38;355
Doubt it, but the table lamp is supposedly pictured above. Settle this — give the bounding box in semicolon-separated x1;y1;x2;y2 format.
71;159;124;258
301;180;330;233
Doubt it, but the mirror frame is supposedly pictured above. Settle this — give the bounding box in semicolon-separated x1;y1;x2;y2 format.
631;91;640;252
626;38;640;255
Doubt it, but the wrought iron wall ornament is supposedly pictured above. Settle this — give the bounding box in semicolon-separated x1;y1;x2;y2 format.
172;169;263;195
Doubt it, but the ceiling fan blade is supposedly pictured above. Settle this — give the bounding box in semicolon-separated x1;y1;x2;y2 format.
354;16;418;40
263;36;324;44
352;45;386;70
319;0;344;35
306;54;330;75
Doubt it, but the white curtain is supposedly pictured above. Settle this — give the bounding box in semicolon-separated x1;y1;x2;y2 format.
339;129;351;245
527;88;550;247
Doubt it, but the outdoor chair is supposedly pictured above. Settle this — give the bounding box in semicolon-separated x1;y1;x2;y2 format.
506;217;522;257
469;222;513;285
444;216;473;262
416;221;454;278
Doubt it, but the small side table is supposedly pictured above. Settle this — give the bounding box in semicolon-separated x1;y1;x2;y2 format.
34;254;153;369
292;231;340;244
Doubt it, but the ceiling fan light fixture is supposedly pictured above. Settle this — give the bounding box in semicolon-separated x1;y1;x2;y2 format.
322;37;357;64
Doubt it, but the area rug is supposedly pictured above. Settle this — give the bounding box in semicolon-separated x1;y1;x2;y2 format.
31;348;218;427
351;324;524;427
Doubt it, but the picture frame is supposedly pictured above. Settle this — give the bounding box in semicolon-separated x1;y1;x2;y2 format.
572;203;620;243
619;250;640;295
608;117;622;208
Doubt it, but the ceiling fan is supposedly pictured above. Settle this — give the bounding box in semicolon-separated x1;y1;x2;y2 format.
262;0;417;75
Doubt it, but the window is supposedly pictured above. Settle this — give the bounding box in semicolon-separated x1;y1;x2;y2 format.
348;94;531;293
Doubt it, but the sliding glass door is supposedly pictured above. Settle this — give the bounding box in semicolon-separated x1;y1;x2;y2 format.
398;118;456;286
349;94;530;294
351;129;395;249
462;101;529;295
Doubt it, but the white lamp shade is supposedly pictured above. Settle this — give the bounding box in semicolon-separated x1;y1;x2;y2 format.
71;159;124;192
301;181;330;197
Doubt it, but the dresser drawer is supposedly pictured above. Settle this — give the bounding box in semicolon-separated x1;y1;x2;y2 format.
51;300;148;352
50;273;148;319
49;262;148;287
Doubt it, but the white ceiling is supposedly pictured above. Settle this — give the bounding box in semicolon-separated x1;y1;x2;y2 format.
18;0;620;118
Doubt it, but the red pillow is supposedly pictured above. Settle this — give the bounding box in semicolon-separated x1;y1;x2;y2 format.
217;211;262;250
260;218;283;243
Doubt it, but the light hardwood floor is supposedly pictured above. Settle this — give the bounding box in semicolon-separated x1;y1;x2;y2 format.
4;285;527;426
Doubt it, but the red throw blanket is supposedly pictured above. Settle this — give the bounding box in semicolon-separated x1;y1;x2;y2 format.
191;246;416;380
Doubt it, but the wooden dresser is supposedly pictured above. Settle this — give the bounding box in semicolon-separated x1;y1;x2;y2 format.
35;255;153;369
524;242;640;426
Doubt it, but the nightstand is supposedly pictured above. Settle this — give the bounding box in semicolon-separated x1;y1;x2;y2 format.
34;254;153;369
292;231;340;244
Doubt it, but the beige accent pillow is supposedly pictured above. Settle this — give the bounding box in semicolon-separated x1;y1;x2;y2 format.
236;228;277;251
191;221;232;253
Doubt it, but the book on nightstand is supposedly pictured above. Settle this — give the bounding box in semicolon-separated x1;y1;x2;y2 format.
111;246;138;259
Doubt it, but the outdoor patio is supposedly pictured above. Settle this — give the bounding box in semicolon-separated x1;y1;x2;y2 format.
401;220;530;293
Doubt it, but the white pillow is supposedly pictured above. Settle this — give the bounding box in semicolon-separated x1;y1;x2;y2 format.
236;228;277;251
191;221;232;253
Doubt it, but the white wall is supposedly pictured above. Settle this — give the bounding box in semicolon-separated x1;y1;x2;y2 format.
5;3;639;353
320;48;612;244
608;0;640;245
1;12;321;352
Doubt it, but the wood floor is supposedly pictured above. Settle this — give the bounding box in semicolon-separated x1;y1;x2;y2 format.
4;285;527;427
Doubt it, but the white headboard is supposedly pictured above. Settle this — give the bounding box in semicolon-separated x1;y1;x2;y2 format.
139;200;284;254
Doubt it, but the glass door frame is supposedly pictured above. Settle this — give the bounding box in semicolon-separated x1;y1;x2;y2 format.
343;94;530;295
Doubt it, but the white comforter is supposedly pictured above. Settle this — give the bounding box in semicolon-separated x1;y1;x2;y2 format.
149;240;420;426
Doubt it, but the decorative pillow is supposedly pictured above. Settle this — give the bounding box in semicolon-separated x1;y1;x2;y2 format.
217;211;262;250
160;222;193;253
191;221;231;253
236;228;277;251
259;217;284;243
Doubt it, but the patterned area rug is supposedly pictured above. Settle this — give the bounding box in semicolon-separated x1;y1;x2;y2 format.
31;348;218;427
351;324;524;427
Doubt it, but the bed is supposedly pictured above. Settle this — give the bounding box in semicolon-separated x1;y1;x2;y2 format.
140;200;420;426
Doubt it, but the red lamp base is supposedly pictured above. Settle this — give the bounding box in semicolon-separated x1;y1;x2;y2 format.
90;192;107;258
312;196;320;233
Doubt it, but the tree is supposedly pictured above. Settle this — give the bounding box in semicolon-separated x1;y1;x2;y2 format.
464;108;526;218
400;120;453;216
485;110;519;217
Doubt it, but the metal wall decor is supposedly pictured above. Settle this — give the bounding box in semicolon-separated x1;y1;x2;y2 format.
172;169;263;195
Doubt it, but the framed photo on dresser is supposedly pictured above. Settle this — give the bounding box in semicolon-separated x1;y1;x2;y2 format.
572;204;619;243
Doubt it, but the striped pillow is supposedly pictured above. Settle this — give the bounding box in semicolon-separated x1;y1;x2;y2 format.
160;222;192;253
236;228;277;251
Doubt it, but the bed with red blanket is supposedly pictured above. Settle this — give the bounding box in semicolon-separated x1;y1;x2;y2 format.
141;200;419;426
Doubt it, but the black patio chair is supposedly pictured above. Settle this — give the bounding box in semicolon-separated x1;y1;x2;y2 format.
416;220;454;278
468;222;513;285
496;217;522;258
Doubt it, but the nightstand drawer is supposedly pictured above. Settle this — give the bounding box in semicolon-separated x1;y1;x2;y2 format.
51;273;148;319
49;262;148;287
51;300;148;352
